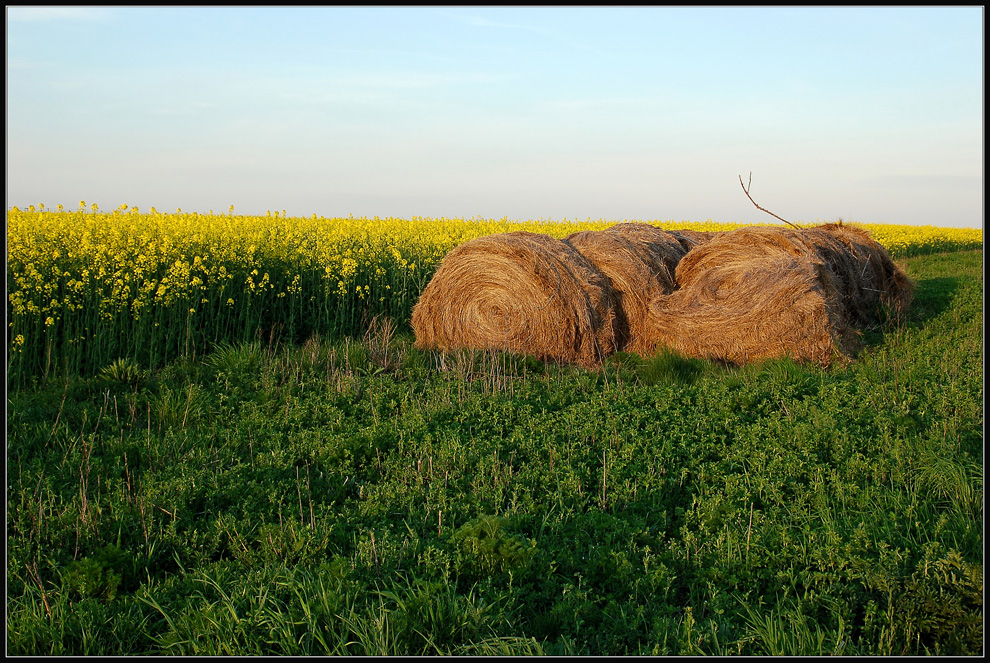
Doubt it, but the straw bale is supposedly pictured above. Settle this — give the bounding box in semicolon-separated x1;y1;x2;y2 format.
412;223;912;369
563;223;697;354
411;231;620;366
562;231;663;354
801;223;914;325
645;226;872;365
600;223;724;252
674;225;912;316
666;228;726;250
674;226;819;287
603;222;697;279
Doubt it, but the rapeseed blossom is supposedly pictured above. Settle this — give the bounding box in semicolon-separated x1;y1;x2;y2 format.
6;205;982;385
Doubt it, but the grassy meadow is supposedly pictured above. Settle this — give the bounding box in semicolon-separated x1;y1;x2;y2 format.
5;208;984;655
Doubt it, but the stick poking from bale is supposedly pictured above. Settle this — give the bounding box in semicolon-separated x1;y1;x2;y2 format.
733;172;913;324
738;172;802;229
411;231;621;366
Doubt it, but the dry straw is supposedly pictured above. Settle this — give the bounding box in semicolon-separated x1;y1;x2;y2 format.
645;224;913;366
565;223;688;354
411;231;620;366
801;223;914;325
666;228;726;250
412;221;912;368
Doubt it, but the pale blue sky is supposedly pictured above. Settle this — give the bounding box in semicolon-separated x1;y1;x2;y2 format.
6;6;983;227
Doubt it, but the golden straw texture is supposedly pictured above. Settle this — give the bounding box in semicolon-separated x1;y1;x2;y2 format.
411;231;620;366
645;225;913;365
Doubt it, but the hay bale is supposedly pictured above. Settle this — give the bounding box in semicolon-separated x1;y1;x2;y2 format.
649;257;857;366
801;223;914;325
565;224;689;354
666;228;726;251
672;223;913;329
673;226;819;287
645;226;869;365
411;231;620;366
603;222;693;284
412;223;912;368
603;223;725;252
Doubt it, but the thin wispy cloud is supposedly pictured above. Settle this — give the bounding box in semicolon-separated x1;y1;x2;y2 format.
539;97;656;112
454;14;545;31
325;46;463;64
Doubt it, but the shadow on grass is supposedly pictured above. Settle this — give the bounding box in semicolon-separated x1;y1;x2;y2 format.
858;274;964;351
602;350;706;386
906;276;962;323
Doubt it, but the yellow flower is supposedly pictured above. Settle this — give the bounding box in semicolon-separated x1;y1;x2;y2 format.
4;204;981;387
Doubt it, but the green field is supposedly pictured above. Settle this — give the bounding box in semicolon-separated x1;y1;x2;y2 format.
6;248;983;655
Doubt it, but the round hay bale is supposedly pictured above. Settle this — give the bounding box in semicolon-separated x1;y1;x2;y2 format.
649;263;856;365
649;256;857;365
801;223;914;325
603;222;693;285
603;221;723;252
569;223;705;355
673;226;819;289
666;228;726;251
647;226;861;365
564;229;682;355
411;231;620;366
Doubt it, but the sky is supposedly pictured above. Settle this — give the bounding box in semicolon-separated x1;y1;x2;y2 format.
5;6;984;228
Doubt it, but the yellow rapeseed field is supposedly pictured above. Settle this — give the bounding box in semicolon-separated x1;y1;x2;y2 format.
6;203;983;384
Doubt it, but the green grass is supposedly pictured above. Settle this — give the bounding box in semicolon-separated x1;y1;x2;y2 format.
6;250;982;656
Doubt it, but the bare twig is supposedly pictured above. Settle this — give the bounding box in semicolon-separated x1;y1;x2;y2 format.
739;172;801;229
